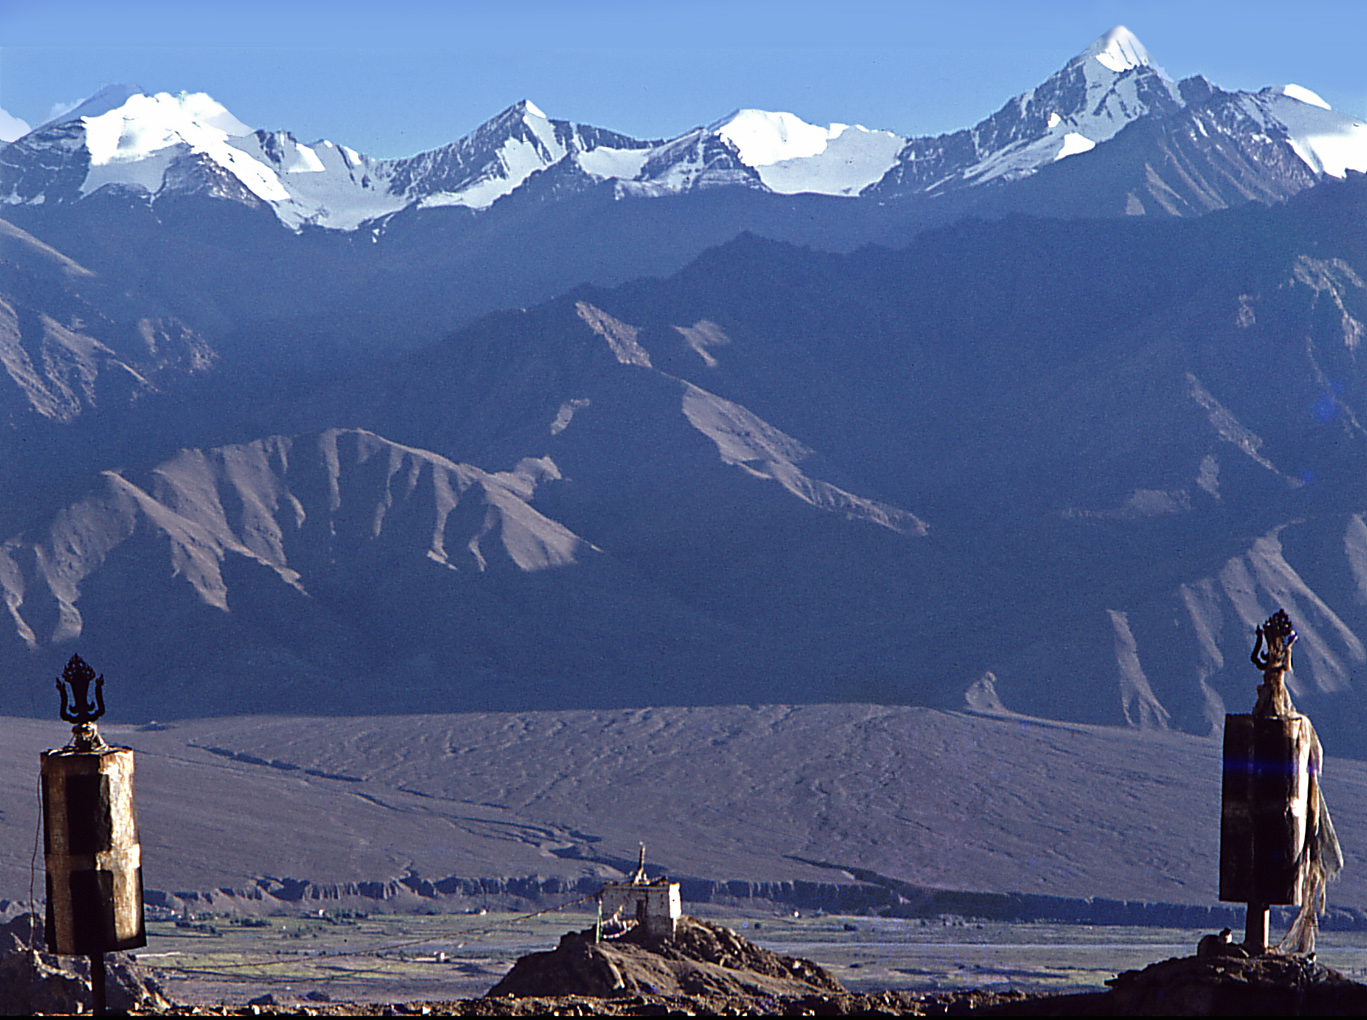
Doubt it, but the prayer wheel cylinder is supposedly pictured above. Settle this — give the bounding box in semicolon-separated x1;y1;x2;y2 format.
41;745;146;954
1219;713;1311;906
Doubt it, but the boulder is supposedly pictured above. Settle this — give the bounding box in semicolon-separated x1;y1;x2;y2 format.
0;914;172;1014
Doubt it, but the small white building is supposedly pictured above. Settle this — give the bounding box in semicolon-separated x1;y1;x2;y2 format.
599;844;681;938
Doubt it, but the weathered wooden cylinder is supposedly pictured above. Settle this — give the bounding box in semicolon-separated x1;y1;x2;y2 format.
1219;713;1312;906
41;745;146;954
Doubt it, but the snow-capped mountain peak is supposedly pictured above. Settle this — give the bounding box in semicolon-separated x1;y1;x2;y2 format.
1276;84;1332;111
83;91;254;163
1081;25;1162;75
873;25;1183;194
714;109;838;166
74;90;284;204
410;98;569;210
1251;85;1367;179
40;84;145;128
705;108;902;197
403;98;660;213
2;28;1363;232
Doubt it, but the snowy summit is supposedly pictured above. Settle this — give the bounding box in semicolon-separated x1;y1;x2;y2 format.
2;27;1366;230
1081;25;1162;74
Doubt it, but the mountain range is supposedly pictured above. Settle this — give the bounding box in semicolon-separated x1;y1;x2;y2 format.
4;28;1367;757
3;29;1363;233
1;26;1364;369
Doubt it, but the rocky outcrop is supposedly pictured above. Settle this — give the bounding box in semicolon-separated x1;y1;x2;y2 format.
1101;953;1367;1016
0;914;172;1015
488;915;841;1000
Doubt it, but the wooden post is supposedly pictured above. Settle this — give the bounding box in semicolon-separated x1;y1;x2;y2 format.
1244;901;1268;954
90;952;106;1016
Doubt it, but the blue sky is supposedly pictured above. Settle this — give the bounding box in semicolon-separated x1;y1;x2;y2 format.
2;0;1364;158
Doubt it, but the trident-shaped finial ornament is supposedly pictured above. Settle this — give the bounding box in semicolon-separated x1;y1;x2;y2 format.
56;653;107;750
1251;609;1297;717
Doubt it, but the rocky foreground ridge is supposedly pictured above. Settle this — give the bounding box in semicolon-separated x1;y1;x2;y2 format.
7;910;1367;1015
150;950;1367;1017
476;919;1367;1015
0;915;170;1014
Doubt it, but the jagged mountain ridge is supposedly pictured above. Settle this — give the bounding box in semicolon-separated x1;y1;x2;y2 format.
6;176;1367;748
0;217;214;426
3;178;1367;750
869;26;1184;198
2;28;1362;234
229;177;1367;751
0;316;931;719
0;426;703;718
5;32;1367;755
0;26;1360;390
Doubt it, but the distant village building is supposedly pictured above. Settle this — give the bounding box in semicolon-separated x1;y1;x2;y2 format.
599;844;681;938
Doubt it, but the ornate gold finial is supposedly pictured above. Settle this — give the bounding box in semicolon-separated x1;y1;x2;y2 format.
1250;610;1297;717
56;653;107;750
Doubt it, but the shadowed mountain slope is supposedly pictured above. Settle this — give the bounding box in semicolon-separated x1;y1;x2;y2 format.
4;168;1367;755
0;400;921;718
259;177;1367;750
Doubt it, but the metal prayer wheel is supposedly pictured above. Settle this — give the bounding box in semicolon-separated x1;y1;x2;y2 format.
1219;713;1312;907
42;744;146;954
41;655;146;961
1217;609;1342;955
